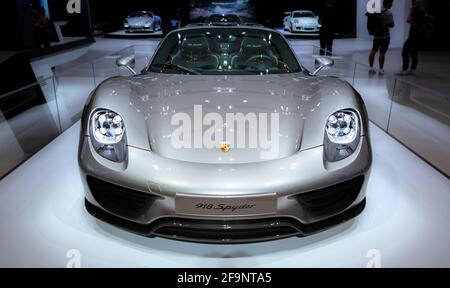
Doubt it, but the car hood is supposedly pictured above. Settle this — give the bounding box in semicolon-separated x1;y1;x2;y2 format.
89;73;358;164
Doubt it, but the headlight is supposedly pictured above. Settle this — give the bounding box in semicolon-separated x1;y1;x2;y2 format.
326;111;358;144
324;110;360;162
294;19;299;24
90;110;127;162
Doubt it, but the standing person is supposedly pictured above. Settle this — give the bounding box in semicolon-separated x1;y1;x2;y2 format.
368;0;395;75
31;3;51;49
320;0;337;56
397;0;426;76
175;8;183;29
161;2;174;37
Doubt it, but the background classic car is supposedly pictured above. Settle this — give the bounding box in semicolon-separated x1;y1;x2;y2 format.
284;10;321;33
123;11;162;33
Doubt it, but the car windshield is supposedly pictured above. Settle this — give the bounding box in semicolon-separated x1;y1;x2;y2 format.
130;11;153;18
293;12;315;18
207;15;241;24
148;28;302;75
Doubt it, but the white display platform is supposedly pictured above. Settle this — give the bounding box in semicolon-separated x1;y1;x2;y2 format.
0;121;449;268
105;30;163;39
275;28;320;38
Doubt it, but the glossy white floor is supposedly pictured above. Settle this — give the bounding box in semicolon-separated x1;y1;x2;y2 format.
0;120;449;268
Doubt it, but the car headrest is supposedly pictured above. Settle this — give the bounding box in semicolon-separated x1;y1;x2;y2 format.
240;35;270;53
181;36;210;54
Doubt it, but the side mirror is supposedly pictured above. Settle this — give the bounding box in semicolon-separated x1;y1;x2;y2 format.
116;55;137;75
312;56;334;76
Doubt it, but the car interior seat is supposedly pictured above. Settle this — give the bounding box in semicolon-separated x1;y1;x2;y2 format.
172;35;219;70
231;35;278;70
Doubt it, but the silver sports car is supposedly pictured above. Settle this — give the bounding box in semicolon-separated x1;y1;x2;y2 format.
79;26;371;244
123;11;161;33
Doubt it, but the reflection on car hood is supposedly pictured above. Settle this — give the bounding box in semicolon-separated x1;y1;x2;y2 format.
91;73;356;164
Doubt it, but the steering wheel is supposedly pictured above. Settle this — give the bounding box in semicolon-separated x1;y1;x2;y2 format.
244;54;277;71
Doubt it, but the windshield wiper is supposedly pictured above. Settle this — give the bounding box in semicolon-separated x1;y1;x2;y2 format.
155;63;200;75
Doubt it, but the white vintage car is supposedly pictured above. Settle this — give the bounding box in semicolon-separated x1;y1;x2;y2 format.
284;10;321;33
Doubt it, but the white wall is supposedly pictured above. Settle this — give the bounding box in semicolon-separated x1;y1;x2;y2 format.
357;0;412;47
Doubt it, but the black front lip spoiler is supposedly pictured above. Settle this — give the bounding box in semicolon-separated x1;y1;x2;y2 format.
85;198;366;244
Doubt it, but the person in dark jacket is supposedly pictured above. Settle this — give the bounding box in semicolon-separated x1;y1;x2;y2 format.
368;0;395;75
319;0;337;56
31;3;51;49
161;3;174;37
397;0;426;76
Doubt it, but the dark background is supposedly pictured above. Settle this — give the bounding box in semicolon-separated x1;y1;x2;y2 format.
88;0;450;49
88;0;357;37
423;0;450;50
0;0;91;50
1;0;450;51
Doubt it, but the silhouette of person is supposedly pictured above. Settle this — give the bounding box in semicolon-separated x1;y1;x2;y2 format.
368;0;395;75
320;0;337;56
397;0;426;76
31;3;51;49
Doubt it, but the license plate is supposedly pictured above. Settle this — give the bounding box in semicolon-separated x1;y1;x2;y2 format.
175;194;277;217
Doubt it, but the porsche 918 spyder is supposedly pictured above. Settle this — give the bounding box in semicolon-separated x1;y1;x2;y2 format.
79;26;371;244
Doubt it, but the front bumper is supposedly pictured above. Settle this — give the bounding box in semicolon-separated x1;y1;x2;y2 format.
292;26;320;33
124;26;154;33
86;198;366;244
79;135;371;243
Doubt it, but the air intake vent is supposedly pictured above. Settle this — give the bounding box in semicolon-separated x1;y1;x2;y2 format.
87;176;157;220
296;176;365;214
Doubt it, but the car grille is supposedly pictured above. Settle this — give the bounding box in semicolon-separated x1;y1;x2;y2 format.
152;218;300;243
86;176;157;220
295;176;365;215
